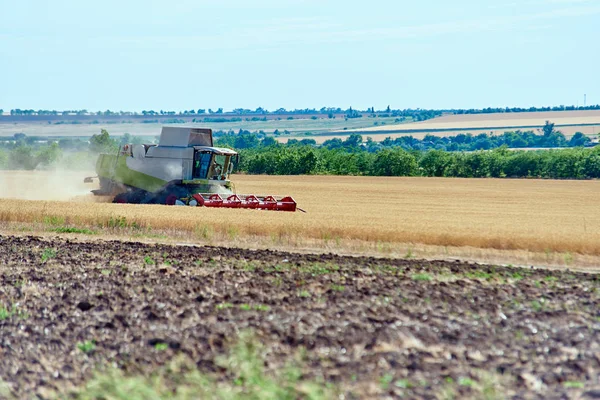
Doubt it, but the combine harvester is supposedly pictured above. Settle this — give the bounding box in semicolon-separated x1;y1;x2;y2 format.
85;127;299;212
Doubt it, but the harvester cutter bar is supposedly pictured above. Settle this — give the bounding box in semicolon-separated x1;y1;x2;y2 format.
191;194;297;212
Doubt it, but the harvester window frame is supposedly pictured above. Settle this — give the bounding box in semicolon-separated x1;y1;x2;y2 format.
193;151;212;179
210;154;228;180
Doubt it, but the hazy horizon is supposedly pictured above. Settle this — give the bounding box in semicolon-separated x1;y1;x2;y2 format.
1;0;598;112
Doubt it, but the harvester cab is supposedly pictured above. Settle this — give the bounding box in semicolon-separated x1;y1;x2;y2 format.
86;127;298;211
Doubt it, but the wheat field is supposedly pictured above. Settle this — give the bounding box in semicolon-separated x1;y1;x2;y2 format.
0;171;599;257
350;109;600;133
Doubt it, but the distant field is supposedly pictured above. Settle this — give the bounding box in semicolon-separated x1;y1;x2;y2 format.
0;171;599;261
2;110;599;144
0;116;404;138
279;110;600;143
348;110;600;132
288;124;600;144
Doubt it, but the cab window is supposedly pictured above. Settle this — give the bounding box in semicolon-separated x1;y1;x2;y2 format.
193;151;211;179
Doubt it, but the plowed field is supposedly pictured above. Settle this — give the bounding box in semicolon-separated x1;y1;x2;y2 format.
0;236;598;399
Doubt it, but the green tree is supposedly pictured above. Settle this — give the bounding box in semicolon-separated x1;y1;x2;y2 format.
8;145;37;170
419;150;453;176
89;129;118;153
371;148;417;176
261;137;278;147
343;134;363;150
36;142;62;167
568;132;591;147
542;121;555;137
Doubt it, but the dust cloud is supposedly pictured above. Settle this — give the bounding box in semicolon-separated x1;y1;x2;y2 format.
0;170;105;202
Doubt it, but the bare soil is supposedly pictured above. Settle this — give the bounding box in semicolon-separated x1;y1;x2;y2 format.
0;236;599;399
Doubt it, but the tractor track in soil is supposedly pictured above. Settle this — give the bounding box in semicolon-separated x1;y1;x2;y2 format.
0;235;599;399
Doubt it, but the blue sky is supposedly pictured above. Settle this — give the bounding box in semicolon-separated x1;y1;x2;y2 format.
0;0;598;111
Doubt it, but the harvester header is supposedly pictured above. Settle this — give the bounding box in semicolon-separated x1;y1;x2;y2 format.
85;127;299;212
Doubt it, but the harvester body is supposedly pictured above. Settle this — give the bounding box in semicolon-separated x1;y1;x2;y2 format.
90;127;297;211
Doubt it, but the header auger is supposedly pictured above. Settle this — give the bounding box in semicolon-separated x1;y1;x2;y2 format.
85;127;299;212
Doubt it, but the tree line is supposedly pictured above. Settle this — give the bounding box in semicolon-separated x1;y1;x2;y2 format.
4;104;599;120
2;129;600;180
214;122;592;152
236;145;600;179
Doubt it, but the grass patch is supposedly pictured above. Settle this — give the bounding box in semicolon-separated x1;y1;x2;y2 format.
411;273;432;281
43;215;65;226
511;272;524;281
239;304;271;312
465;271;494;280
299;263;340;276
50;226;97;235
0;304;22;320
438;370;510;400
530;299;545;312
68;331;334;400
394;379;413;389
41;248;57;263
216;303;234;310
563;381;584;389
379;373;394;390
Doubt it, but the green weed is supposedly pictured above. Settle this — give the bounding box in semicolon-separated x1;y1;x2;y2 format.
412;273;432;281
563;381;584;389
458;377;475;387
77;340;96;354
41;248;57;263
380;373;394;390
70;331;334;399
154;342;169;351
143;256;155;265
299;263;339;276
329;284;345;292
239;304;270;312
395;379;413;389
466;271;493;280
51;226;96;234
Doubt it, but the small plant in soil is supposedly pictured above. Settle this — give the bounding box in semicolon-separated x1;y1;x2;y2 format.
563;381;584;389
41;248;57;263
0;304;28;320
143;256;155;265
412;273;432;281
329;284;345;292
0;305;13;320
77;340;96;354
154;342;168;351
